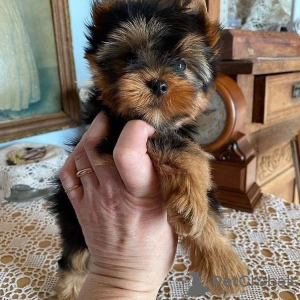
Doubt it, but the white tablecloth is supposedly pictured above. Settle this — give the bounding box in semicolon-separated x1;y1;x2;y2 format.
0;194;299;299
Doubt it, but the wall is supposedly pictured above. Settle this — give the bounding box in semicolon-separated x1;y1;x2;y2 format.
0;1;92;149
68;0;92;87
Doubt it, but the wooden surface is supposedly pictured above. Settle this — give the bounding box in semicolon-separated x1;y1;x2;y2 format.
0;0;80;142
52;0;80;123
256;141;294;187
295;187;299;204
0;113;77;142
236;74;254;138
220;30;300;60
200;74;261;211
211;134;261;212
261;167;296;203
298;133;300;158
219;58;300;75
293;136;300;204
250;115;300;152
253;72;300;125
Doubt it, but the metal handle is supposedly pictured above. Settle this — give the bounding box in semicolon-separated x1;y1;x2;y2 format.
292;83;300;100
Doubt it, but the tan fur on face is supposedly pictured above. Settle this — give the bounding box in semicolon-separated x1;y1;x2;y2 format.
88;55;211;129
116;70;207;128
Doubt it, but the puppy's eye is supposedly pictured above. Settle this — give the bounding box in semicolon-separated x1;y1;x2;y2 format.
176;58;186;71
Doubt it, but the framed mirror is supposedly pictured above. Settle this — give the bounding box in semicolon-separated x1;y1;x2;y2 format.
0;0;80;142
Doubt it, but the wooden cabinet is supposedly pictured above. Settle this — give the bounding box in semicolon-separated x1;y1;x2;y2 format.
204;1;300;210
219;58;300;208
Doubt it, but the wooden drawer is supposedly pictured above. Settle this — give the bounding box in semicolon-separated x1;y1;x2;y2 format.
253;72;300;124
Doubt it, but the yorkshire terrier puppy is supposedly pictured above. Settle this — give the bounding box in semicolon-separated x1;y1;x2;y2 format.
48;0;247;298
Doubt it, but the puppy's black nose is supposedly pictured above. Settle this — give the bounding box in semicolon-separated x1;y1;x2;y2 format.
148;80;168;96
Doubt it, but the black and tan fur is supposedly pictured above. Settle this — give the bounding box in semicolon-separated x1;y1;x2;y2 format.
48;0;247;298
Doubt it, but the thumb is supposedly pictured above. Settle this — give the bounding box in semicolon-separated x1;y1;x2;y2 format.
113;120;158;198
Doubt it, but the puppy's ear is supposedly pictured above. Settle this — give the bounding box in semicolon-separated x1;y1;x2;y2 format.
185;0;220;58
185;0;207;14
90;0;111;29
85;1;112;56
159;0;207;12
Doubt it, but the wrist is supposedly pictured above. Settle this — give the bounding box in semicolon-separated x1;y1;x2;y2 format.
78;272;158;300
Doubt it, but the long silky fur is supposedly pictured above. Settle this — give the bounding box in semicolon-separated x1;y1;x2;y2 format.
48;0;247;298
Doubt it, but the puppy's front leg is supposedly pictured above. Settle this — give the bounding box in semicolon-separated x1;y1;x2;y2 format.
148;135;247;296
147;135;212;238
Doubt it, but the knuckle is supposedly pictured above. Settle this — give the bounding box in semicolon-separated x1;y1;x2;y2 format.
113;147;138;169
83;138;96;153
67;191;83;209
82;135;99;152
73;145;86;161
59;167;69;182
113;147;128;165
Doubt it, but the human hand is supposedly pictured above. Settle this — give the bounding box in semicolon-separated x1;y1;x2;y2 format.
60;112;177;299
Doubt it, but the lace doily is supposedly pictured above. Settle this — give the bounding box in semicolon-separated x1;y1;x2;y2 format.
0;194;299;299
158;194;300;299
0;199;61;299
0;143;67;200
227;0;292;31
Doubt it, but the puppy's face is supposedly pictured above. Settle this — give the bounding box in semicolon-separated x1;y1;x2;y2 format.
86;0;220;131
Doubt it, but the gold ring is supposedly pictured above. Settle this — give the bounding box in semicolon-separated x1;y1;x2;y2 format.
76;167;94;177
65;184;81;194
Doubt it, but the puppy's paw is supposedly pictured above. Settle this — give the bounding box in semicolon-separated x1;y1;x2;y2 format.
182;215;248;297
203;244;248;296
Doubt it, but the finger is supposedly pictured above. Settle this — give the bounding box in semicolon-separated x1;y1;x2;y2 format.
83;112;111;180
60;153;83;202
113;120;157;198
73;138;98;188
73;112;110;187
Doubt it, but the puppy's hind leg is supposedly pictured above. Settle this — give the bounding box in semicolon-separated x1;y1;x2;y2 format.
50;249;90;300
48;182;89;300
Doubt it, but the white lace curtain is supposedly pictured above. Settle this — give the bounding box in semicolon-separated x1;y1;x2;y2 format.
226;0;292;30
